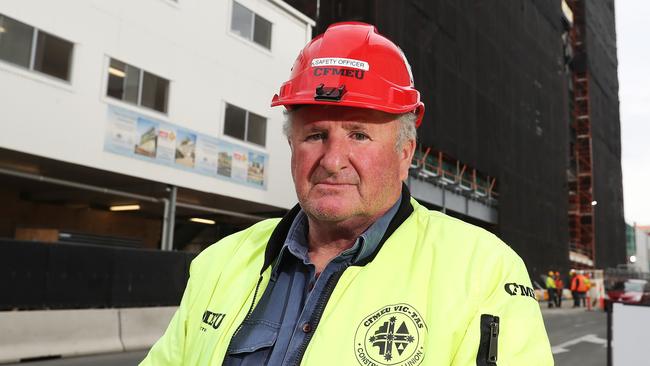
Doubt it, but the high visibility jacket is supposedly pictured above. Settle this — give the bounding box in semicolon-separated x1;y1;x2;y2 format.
141;194;553;366
545;276;556;289
571;275;588;292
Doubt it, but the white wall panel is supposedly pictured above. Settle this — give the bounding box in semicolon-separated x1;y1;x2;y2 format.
0;0;314;209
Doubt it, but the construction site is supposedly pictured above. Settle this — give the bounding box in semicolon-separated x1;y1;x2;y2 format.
0;0;634;364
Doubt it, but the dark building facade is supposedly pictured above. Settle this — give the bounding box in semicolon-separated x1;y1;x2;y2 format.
286;0;625;276
582;0;626;268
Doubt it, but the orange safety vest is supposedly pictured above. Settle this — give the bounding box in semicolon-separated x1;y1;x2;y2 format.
571;275;588;292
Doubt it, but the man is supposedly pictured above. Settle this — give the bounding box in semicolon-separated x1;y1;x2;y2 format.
555;271;565;308
141;22;553;365
571;270;588;308
569;269;578;307
545;271;557;308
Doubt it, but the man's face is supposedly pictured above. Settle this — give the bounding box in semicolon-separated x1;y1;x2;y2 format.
288;105;415;224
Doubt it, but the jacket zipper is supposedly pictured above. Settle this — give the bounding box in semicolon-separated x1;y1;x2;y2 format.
291;266;347;365
477;314;499;366
230;274;264;342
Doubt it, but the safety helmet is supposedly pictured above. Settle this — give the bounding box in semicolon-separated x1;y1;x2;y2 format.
271;22;425;127
548;271;554;276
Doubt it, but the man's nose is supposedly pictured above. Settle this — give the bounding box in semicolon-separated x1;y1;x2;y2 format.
319;135;350;173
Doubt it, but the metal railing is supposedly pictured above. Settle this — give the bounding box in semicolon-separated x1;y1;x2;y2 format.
409;145;499;206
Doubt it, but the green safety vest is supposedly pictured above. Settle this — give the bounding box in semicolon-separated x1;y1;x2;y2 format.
141;195;553;366
546;276;556;289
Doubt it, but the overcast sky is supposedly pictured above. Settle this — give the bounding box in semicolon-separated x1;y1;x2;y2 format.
615;0;650;225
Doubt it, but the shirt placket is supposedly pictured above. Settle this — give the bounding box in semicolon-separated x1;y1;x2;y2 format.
279;255;352;365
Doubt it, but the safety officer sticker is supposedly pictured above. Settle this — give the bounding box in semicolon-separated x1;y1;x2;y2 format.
354;303;427;366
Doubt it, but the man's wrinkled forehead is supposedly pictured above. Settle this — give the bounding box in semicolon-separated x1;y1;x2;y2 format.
301;120;375;133
290;105;398;125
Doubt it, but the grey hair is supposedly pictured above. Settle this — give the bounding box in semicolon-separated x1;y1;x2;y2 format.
395;112;417;150
282;110;293;140
283;110;417;151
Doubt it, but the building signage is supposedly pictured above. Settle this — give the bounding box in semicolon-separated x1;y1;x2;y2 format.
104;105;267;189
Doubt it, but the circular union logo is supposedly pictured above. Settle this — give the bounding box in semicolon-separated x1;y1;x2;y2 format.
354;303;427;366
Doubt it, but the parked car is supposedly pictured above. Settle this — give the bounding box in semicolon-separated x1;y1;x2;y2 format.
606;279;650;305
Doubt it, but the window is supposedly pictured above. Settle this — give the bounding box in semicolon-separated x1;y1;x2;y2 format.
107;58;169;113
0;13;73;81
0;14;33;67
230;2;272;49
34;31;74;80
224;103;267;146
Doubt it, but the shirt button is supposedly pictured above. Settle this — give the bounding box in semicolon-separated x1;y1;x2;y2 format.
302;322;312;333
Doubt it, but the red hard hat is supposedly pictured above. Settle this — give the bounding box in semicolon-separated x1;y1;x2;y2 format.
271;22;425;127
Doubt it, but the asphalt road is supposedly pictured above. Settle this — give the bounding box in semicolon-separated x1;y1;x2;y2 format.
3;351;148;366
542;303;607;366
5;304;606;366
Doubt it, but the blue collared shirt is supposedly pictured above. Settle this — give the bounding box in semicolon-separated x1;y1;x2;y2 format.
223;196;401;365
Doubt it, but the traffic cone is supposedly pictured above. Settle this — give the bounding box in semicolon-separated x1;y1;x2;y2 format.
586;294;592;311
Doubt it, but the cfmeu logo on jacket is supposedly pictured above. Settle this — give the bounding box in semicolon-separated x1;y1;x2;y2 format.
504;282;537;299
354;303;426;365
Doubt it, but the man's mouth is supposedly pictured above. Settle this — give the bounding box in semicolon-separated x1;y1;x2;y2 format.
314;181;356;187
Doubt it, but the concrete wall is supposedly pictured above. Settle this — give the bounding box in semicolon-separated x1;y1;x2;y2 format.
0;0;313;210
0;307;176;363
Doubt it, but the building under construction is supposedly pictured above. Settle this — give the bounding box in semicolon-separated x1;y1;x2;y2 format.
286;0;626;276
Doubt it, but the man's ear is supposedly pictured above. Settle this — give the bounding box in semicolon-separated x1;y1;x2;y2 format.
399;138;416;181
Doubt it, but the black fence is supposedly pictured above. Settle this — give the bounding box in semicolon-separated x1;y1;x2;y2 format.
0;239;196;310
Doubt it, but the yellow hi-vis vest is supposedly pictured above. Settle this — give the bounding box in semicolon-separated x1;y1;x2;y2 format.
546;276;556;289
141;196;553;366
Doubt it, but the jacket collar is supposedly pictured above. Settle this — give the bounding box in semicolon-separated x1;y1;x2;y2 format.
260;183;414;274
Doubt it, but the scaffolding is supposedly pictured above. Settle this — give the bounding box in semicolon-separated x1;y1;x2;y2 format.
567;0;595;268
411;145;498;206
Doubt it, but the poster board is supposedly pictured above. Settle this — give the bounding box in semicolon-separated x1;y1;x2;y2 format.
104;105;267;189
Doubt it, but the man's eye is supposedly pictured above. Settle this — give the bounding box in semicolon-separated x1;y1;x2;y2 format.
305;133;325;141
350;132;369;141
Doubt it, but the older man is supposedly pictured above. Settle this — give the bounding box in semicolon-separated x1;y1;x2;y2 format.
142;22;553;366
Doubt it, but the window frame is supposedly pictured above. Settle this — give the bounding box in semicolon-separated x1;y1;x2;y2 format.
105;56;170;115
222;101;268;148
0;13;75;84
228;1;273;52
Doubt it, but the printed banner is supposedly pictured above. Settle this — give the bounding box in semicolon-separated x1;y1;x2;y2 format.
104;105;267;189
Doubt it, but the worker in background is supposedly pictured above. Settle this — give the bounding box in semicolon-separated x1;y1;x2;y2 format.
141;22;553;366
571;270;588;308
546;271;557;308
569;269;578;307
555;271;564;308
